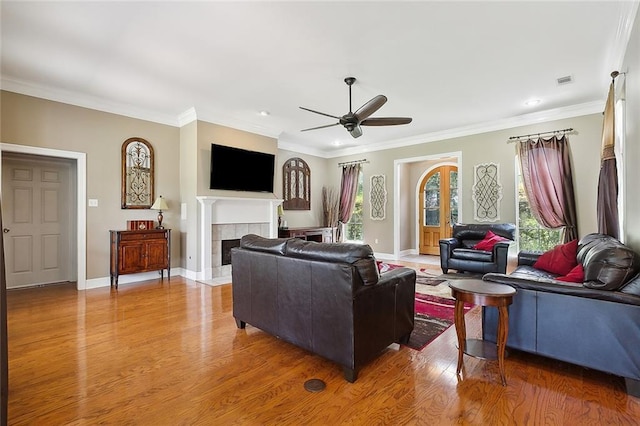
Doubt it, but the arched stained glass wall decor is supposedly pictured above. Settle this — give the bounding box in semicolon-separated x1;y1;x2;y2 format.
121;137;154;209
283;157;310;210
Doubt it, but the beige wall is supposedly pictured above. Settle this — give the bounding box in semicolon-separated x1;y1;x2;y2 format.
179;121;198;273
321;113;604;256
276;149;330;229
195;121;278;196
0;91;181;280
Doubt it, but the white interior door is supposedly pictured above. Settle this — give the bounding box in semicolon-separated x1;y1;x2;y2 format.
2;155;72;288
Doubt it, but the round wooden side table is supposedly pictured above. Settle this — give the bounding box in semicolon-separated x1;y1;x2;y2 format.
449;279;516;386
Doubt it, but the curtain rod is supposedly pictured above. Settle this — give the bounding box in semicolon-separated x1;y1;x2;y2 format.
508;128;574;142
338;159;368;167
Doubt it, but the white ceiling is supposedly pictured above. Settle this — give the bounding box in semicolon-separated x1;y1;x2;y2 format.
1;1;637;158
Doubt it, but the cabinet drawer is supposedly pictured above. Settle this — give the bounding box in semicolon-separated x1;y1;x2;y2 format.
119;231;166;241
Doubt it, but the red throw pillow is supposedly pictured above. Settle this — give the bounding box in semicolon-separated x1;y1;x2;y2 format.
556;263;585;283
533;239;578;276
473;230;509;251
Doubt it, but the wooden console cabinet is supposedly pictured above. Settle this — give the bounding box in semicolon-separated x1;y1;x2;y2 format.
278;227;335;243
110;229;171;288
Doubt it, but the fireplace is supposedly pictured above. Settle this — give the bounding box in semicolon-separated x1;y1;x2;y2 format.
221;239;241;265
197;195;282;282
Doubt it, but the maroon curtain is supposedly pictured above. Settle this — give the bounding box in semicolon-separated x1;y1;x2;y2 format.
337;164;361;242
517;135;578;242
597;80;619;239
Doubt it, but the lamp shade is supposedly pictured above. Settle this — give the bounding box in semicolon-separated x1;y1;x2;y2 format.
277;205;284;216
151;196;169;211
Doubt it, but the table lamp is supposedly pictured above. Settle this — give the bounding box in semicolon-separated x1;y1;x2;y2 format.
277;205;284;228
151;196;169;229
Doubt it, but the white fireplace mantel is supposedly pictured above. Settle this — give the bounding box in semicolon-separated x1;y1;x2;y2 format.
196;196;283;280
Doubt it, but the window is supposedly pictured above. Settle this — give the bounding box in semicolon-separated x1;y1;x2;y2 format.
516;162;562;252
345;170;364;242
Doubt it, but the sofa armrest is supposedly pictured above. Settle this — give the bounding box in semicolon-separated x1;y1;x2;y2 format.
378;267;416;340
376;267;416;286
439;238;461;267
492;241;513;274
518;251;542;266
440;237;461;251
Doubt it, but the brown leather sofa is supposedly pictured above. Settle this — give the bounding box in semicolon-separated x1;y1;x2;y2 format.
439;223;516;274
231;234;416;382
483;233;640;396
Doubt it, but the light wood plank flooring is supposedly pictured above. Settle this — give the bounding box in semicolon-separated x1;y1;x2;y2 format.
6;267;640;425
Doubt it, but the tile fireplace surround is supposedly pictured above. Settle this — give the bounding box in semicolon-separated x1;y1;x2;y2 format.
196;196;282;284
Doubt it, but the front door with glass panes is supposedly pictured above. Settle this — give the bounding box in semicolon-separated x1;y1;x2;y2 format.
419;165;458;255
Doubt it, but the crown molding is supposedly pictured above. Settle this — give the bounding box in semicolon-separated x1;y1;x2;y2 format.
177;107;197;127
0;78;606;159
277;135;331;158
0;78;180;126
194;108;280;138
608;1;639;72
320;100;605;158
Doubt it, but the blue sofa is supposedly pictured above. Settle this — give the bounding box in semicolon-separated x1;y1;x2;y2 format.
482;233;640;397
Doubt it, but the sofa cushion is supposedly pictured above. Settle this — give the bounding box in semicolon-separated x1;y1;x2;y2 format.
556;263;585;283
240;234;289;255
578;233;640;290
285;238;379;285
533;239;578;276
452;248;493;262
453;223;516;241
473;230;509;251
620;274;640;297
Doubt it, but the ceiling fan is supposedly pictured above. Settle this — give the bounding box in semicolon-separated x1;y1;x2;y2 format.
300;77;412;138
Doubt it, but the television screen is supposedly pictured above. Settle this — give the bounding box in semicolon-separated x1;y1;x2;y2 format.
209;144;275;193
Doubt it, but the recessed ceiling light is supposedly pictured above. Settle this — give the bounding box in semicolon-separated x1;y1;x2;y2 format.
332;140;342;146
259;110;270;116
524;99;541;107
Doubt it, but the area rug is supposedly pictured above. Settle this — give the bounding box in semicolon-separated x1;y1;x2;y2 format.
405;293;473;351
377;261;452;299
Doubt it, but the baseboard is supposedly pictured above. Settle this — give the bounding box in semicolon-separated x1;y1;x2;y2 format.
85;268;185;290
373;251;395;260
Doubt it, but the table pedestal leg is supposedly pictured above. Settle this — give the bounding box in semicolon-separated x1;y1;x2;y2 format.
497;305;509;386
454;300;466;375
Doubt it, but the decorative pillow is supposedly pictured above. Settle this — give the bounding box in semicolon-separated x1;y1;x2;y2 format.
473;231;509;251
556;263;584;283
533;239;578;276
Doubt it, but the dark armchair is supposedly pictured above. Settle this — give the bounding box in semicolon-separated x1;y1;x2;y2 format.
439;223;516;274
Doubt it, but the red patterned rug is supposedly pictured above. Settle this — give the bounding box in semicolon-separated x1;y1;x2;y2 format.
377;261;445;286
405;293;473;351
376;261;473;350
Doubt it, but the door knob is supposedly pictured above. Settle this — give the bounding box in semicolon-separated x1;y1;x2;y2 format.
3;228;9;233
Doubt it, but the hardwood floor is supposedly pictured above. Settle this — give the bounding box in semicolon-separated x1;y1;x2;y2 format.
6;268;640;425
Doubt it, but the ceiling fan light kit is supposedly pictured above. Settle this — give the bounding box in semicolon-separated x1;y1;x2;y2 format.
300;77;412;138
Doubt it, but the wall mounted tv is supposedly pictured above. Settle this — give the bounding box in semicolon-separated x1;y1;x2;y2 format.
209;144;275;193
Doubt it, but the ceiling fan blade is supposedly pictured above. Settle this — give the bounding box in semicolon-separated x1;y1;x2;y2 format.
299;106;341;120
361;117;413;126
349;125;363;138
354;95;387;122
300;122;340;132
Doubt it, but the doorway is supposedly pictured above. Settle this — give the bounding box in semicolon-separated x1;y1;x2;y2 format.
393;152;462;259
0;143;87;290
419;165;458;255
2;153;76;288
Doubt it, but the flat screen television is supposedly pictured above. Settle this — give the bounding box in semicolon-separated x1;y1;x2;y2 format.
209;144;275;193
